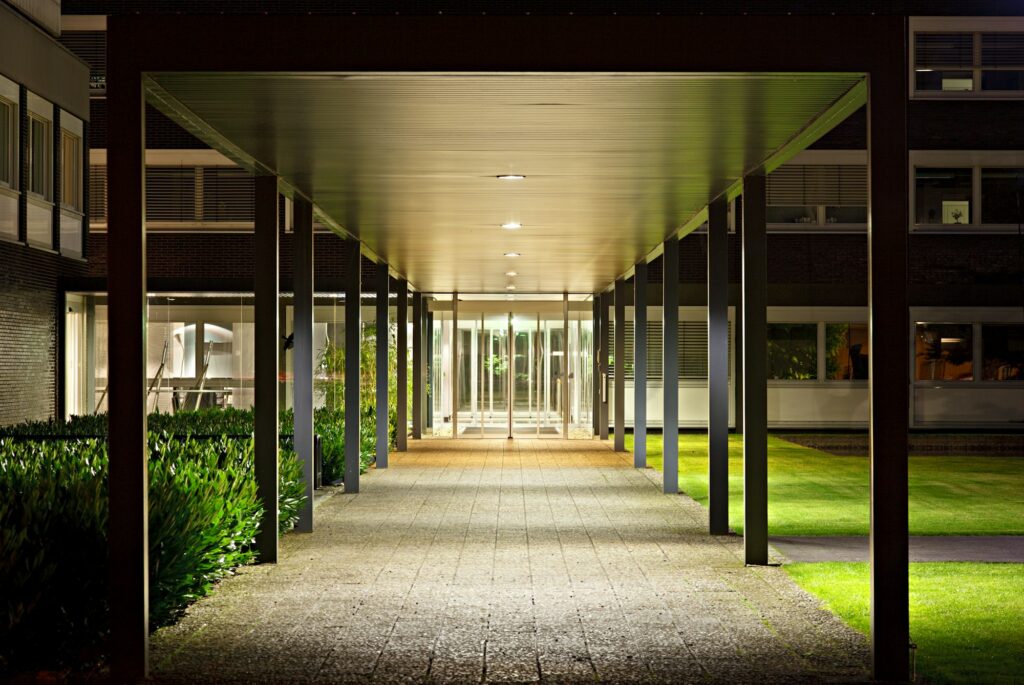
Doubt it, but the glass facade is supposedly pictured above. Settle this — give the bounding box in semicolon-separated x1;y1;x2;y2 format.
826;323;869;380
915;168;972;225
982;324;1024;381
915;323;974;381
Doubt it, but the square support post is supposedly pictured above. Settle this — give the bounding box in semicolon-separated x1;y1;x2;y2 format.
292;197;315;531
742;171;768;565
344;240;362;491
734;296;744;434
613;279;627;451
592;294;601;437
708;197;730;535
562;292;570;439
633;261;647;468
426;309;434;430
396;278;409;451
412;291;423;439
868;50;910;682
599;291;611;441
106;41;148;682
375;262;389;468
254;176;280;560
662;236;679;495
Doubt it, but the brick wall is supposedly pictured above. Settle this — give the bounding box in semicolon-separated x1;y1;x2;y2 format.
0;241;89;425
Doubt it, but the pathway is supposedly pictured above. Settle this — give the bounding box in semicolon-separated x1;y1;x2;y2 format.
150;439;868;684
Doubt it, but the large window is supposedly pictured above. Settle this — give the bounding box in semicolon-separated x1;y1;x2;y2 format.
28;114;51;200
61;129;82;211
915;323;974;381
826;323;869;380
982;324;1024;381
0;96;14;188
766;160;867;231
767;323;818;380
912;20;1024;98
912;153;1024;231
915;167;972;225
981;168;1024;225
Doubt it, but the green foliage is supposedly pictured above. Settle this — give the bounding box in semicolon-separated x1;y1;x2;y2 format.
766;323;818;380
0;429;307;675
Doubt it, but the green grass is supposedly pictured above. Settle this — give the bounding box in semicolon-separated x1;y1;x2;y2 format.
625;433;1024;536
785;562;1024;685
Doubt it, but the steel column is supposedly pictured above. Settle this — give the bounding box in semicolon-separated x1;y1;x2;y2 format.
742;171;768;565
869;47;911;682
613;279;626;451
426;310;434;430
254;176;280;560
344;240;362;491
592;295;601;437
412;291;423;439
396;279;409;451
292;198;315;530
375;263;389;468
452;293;458;438
662;236;680;494
106;47;148;682
708;197;730;535
735;295;744;434
633;261;647;468
562;292;569;439
599;291;611;440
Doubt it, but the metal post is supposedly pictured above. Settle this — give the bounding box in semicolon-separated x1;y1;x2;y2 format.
375;262;389;468
396;279;408;451
106;38;148;680
254;176;280;559
344;240;362;491
735;295;744;434
708;197;730;535
614;278;626;451
562;292;570;439
742;171;768;565
869;49;911;682
412;291;423;439
452;292;459;439
634;261;647;468
599;291;611;440
592;295;601;437
292;198;315;528
662;236;680;495
426;309;434;431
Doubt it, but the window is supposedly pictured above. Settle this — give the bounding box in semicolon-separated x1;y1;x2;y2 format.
982;324;1024;381
912;21;1024;97
61;129;82;211
0;96;14;188
915;323;973;381
766;162;866;230
767;324;817;380
825;323;869;380
145;166;196;222
28;115;51;200
915;168;972;225
981;168;1024;225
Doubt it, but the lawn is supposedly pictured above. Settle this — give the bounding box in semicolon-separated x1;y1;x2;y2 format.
624;433;1024;536
785;562;1024;685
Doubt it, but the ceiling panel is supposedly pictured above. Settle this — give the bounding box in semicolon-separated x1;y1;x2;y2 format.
148;72;863;293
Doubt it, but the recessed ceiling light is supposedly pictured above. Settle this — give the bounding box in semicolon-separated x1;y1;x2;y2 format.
504;252;520;258
497;174;525;181
501;222;523;230
505;271;518;277
506;285;516;291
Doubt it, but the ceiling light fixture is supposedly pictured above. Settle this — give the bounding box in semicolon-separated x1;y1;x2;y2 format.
504;252;520;258
497;174;525;181
501;222;523;230
505;271;518;277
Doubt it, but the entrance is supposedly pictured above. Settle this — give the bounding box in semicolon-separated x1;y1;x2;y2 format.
428;297;594;439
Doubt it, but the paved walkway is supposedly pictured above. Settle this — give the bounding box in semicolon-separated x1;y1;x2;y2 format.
772;535;1024;563
150;440;868;684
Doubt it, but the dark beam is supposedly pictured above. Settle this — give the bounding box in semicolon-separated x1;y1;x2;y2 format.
396;278;409;451
375;262;389;468
868;30;911;682
292;198;314;531
344;240;361;491
742;171;768;565
106;39;148;682
412;291;423;439
633;262;647;468
613;277;626;452
254;175;279;560
708;197;730;535
662;235;679;495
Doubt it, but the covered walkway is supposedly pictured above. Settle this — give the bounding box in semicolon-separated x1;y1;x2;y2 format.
150;440;867;684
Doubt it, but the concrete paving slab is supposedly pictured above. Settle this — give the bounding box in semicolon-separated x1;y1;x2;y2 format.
150;439;869;683
771;535;1024;563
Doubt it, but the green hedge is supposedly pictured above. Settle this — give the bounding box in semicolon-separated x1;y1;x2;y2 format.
0;433;305;674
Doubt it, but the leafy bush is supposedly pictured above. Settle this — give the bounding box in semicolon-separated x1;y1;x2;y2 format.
0;433;306;675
